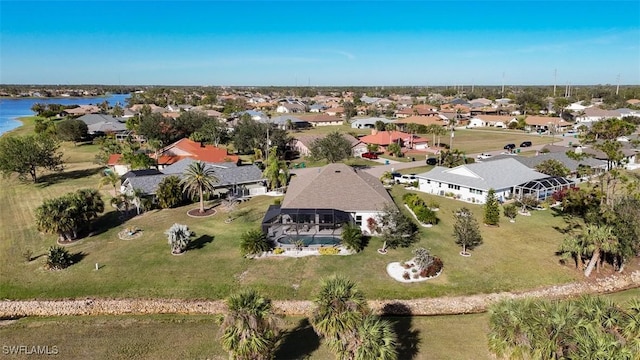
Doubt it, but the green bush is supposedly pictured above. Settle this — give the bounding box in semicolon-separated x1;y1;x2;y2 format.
419;257;443;278
273;247;285;255
46;246;72;270
427;199;440;209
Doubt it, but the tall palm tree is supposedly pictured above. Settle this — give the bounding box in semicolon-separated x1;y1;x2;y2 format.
180;161;219;214
263;147;288;190
35;197;77;242
73;188;104;231
98;171;120;196
220;289;280;360
310;275;369;358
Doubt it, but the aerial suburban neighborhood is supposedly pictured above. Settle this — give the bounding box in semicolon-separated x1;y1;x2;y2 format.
1;0;640;359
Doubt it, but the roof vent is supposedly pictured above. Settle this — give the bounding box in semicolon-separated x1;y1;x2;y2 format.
335;170;341;173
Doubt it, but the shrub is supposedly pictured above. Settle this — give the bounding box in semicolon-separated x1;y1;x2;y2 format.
46;246;72;270
402;193;417;203
240;229;273;257
503;204;518;220
318;246;340;255
420;257;443;278
427;199;440;210
340;223;365;252
366;217;380;234
165;223;192;254
413;247;434;271
402;271;410;280
273;247;285;255
273;198;282;205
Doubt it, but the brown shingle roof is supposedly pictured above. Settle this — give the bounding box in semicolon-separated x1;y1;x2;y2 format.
282;163;394;212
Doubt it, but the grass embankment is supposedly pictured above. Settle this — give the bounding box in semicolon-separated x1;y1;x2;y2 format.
2;288;638;360
0;117;579;300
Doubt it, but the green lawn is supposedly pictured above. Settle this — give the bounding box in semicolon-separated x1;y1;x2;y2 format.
444;128;560;154
4;287;639;360
0;117;580;300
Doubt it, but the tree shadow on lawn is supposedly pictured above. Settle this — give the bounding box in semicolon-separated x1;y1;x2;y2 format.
37;167;103;187
382;302;421;360
88;210;124;237
274;318;321;359
70;251;87;266
186;235;214;251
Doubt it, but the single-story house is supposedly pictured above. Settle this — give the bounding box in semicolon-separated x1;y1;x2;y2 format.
297;114;343;127
292;133;367;157
359;130;429;151
575;107;621;123
261;163;396;238
509;116;572;132
541;144;637;170
107;154;131;176
415;157;568;203
121;159;266;198
77;114;127;135
471;115;514;128
276;103;307;114
350;117;393;129
395;115;447;129
62;105;101;116
482;153;607;182
467;118;487;128
154;138;239;170
266;115;311;130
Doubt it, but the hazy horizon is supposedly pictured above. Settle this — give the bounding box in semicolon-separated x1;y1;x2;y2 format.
2;1;639;86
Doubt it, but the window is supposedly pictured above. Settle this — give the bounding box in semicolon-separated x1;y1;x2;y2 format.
470;188;483;195
426;180;431;184
448;184;460;190
355;215;362;226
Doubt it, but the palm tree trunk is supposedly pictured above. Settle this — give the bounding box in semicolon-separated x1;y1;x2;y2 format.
199;186;204;213
584;248;600;277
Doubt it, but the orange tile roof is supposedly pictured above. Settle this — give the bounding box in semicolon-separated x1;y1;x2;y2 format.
359;131;428;146
107;154;122;165
163;138;239;163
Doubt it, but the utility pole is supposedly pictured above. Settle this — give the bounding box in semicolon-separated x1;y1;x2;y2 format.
501;72;505;96
553;68;557;97
616;74;620;95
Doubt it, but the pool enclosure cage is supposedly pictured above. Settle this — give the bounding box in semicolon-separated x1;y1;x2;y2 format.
514;176;575;201
262;206;352;239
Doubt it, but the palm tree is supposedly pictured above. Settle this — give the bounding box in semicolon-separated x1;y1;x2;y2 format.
240;229;273;257
263;147;289;190
582;224;618;277
35;197;77;242
180;161;219;214
165;223;192;254
350;316;398;360
110;192;133;217
220;289;280;360
310;275;369;358
98;171;120;196
72;188;104;231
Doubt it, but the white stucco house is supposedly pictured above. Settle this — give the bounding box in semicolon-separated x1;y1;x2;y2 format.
415;158;557;204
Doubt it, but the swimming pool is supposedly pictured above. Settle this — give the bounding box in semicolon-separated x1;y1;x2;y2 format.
276;235;341;246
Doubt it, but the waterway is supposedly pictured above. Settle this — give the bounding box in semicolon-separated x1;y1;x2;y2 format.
0;93;130;136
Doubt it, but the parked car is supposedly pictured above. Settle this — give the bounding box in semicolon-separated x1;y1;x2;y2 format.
426;157;438;165
504;143;516;150
397;174;417;184
520;141;532;147
361;152;379;159
476;153;492;160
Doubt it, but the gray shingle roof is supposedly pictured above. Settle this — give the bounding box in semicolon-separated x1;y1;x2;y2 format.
483;153;606;172
282;163;394;212
416;158;550;190
78;114;124;125
124;174;171;195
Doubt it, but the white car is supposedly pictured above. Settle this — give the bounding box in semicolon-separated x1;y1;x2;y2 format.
476;153;492;160
396;174;417;184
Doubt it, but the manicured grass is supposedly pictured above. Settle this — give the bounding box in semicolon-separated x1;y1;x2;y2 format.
0;313;488;360
439;128;560;154
0;117;579;301
4;287;638;360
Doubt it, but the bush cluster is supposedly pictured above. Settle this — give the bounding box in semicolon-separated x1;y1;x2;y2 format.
419;257;443;278
318;246;340;255
403;193;438;225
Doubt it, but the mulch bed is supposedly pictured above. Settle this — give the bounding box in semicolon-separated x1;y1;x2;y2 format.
187;208;217;218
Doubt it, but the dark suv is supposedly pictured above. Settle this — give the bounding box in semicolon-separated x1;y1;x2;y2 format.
504;143;516;150
520;141;532;147
426;157;438;165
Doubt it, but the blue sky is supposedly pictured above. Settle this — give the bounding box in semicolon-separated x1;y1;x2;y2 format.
1;1;639;86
